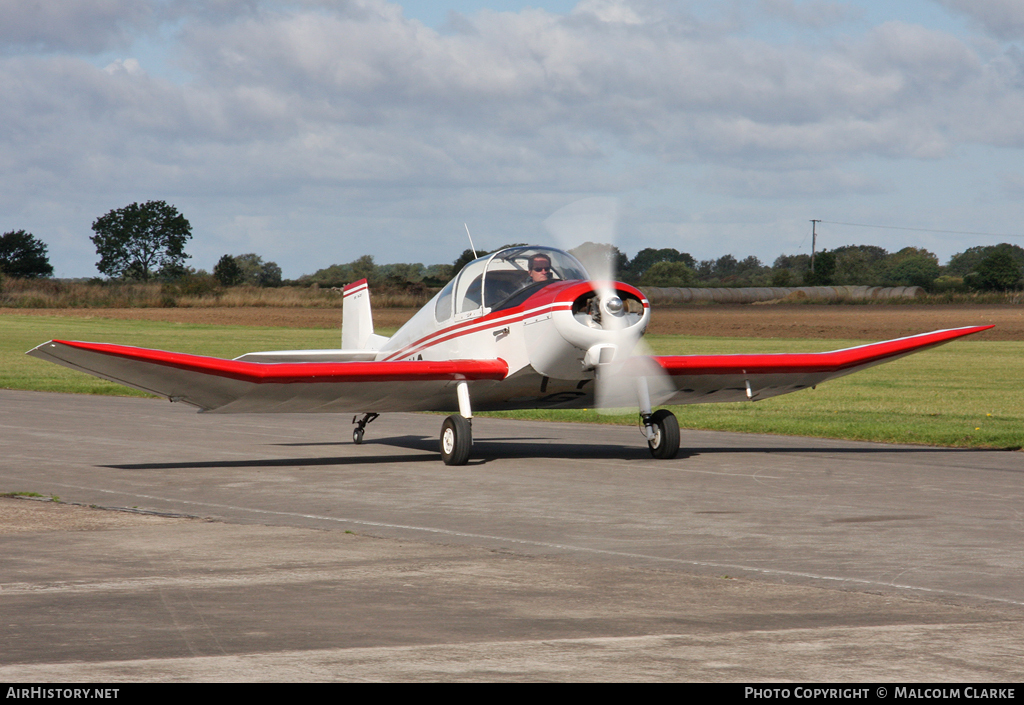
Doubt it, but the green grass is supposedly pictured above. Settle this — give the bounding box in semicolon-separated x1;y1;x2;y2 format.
3;313;1021;449
2;314;348;396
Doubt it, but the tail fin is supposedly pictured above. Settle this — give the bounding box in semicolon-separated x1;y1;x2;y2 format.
342;279;389;350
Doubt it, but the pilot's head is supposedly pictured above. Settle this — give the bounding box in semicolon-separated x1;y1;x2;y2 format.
529;254;553;283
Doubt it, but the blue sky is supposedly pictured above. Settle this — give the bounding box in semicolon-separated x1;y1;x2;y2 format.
2;0;1023;278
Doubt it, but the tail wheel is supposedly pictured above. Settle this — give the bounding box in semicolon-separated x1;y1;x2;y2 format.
351;413;379;444
440;415;473;466
648;409;680;459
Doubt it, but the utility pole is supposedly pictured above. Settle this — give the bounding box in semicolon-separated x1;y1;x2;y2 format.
810;219;820;273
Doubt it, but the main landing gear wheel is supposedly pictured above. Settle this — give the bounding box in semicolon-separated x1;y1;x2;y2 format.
352;427;364;444
647;409;680;460
440;415;472;466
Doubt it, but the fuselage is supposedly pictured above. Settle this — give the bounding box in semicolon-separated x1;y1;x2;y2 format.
373;247;650;411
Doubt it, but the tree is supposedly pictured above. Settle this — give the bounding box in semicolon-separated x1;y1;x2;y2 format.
803;250;836;286
567;242;629;278
213;254;243;286
885;258;941;289
947;246;992;277
880;247;940;289
713;254;739;277
966;250;1022;291
350;254;377;283
91;201;192;280
451;248;488;279
771;269;793;287
232;253;283;287
832;245;888;285
950;243;1024;288
772;253;810;273
638;261;696;287
0;230;53;278
628;248;695;280
258;260;282;287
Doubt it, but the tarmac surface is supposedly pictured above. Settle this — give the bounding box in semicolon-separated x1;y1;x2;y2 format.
1;389;1022;682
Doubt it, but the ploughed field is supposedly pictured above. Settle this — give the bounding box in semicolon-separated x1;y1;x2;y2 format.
6;303;1022;340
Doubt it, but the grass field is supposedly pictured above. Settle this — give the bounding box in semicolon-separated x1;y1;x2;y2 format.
1;315;343;396
3;313;1021;449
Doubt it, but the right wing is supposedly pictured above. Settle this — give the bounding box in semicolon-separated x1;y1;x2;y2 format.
27;340;508;414
646;325;993;405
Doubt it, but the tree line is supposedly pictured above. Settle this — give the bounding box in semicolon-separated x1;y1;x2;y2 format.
0;200;283;290
2;200;1023;292
303;241;1024;293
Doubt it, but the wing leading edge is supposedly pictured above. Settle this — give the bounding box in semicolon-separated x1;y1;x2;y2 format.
27;340;508;413
646;325;993;405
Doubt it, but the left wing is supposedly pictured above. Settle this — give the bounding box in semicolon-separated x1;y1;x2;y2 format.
645;325;992;405
27;340;508;413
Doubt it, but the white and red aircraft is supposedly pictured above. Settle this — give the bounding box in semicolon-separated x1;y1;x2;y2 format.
29;245;990;465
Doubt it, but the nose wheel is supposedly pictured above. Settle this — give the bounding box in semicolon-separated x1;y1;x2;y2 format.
440;415;473;466
645;409;680;459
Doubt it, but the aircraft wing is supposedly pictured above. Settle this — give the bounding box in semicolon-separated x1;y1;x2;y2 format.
27;340;508;414
644;325;993;405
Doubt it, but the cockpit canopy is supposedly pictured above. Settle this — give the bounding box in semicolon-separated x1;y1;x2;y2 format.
435;246;589;321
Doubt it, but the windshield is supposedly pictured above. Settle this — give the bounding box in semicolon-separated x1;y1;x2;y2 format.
444;246;590;318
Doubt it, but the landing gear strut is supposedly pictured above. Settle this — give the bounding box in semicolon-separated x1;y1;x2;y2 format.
351;413;379;444
635;376;680;460
643;409;680;459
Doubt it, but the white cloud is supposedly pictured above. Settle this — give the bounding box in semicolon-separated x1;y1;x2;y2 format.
999;171;1024;196
2;0;1024;275
104;57;146;75
757;0;857;29
571;0;645;25
0;0;155;53
933;0;1024;41
704;166;883;198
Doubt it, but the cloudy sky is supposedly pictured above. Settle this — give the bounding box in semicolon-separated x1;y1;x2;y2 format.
3;0;1024;278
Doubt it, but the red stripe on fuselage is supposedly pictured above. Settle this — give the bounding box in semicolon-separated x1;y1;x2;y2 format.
381;301;571;361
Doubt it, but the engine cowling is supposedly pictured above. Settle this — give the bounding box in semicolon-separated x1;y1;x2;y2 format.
522;281;649;380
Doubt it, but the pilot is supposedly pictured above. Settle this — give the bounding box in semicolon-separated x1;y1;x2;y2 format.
528;254;554;283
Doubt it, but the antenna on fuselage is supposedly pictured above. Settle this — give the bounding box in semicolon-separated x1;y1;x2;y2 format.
464;223;478;259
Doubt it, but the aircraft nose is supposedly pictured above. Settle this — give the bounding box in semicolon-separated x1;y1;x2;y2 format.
571;287;642;333
524;281;650;379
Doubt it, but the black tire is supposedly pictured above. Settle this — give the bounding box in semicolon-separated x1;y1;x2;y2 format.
352;427;364;444
440;415;472;466
648;409;680;459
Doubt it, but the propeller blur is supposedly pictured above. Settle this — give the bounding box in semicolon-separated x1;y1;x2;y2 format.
28;245;991;465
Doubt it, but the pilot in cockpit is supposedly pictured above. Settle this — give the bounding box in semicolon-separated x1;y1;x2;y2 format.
528;254;554;283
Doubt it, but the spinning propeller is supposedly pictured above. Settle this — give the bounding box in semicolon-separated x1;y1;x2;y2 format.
542;198;675;418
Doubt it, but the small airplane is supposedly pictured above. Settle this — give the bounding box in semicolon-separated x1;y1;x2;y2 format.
29;245;991;465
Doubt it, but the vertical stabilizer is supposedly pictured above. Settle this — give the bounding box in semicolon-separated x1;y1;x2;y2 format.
342;279;379;350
